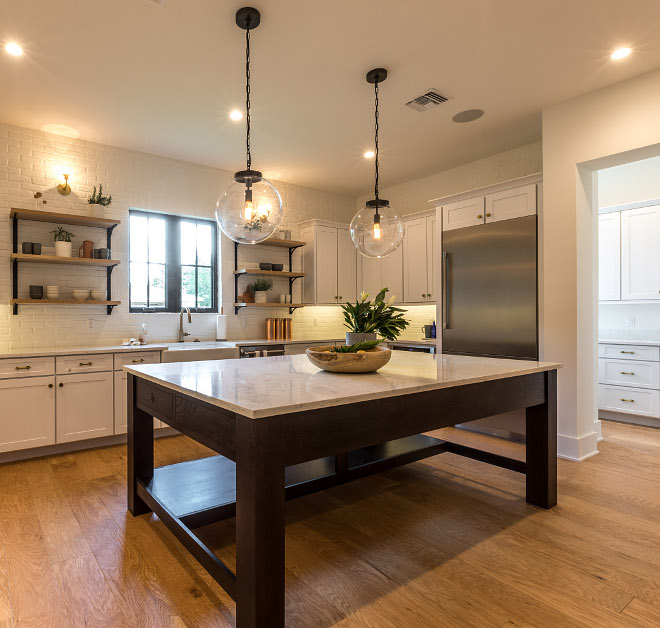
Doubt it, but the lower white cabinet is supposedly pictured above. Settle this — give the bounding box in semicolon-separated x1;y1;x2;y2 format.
115;368;164;434
598;384;659;418
56;371;114;443
0;376;56;453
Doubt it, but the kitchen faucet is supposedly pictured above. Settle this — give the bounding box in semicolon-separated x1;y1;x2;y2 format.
178;307;192;342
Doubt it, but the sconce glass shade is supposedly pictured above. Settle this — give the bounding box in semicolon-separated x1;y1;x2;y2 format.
216;174;283;243
350;201;404;258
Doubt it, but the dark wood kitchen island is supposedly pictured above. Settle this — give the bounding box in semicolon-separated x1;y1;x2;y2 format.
125;351;560;628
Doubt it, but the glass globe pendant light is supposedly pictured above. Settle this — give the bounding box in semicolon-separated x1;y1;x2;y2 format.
216;7;283;244
350;68;404;258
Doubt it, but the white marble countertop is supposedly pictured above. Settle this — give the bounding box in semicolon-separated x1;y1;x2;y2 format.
125;352;561;419
0;344;168;360
598;339;660;347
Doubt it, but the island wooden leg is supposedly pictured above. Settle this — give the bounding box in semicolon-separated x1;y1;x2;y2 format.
525;369;557;509
127;373;154;516
236;416;285;628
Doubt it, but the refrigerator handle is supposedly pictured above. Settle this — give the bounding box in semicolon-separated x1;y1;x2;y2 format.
442;251;449;329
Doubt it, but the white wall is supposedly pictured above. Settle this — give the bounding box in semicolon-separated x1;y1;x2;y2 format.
542;67;660;461
0;123;355;351
356;142;542;214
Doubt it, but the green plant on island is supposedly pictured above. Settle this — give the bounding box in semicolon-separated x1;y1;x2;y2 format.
331;339;383;353
88;184;112;207
51;226;75;242
248;277;273;292
341;287;410;341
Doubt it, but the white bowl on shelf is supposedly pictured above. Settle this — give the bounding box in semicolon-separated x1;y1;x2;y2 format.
90;290;106;301
72;289;90;301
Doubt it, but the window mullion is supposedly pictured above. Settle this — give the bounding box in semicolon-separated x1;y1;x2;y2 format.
167;216;181;313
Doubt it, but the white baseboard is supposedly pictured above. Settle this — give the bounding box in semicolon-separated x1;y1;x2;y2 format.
599;411;660;429
557;430;599;461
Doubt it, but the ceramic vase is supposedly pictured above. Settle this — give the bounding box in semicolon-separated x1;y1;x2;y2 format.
88;204;104;218
54;241;72;257
345;332;378;345
254;291;267;304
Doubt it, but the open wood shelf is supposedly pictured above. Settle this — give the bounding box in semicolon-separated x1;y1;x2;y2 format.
249;237;305;248
10;208;120;229
10;253;120;267
234;268;306;278
234;302;305;309
12;299;121;306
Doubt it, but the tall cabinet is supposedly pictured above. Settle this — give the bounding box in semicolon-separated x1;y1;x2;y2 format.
403;214;436;303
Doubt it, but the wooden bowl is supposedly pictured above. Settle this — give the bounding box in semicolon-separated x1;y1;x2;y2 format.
306;345;392;373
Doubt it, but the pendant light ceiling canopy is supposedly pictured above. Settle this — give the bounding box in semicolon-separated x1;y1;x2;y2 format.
350;68;404;258
216;7;283;244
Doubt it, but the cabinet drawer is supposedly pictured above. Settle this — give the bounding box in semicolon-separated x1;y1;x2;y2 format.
598;344;660;361
114;351;160;370
0;356;55;379
136;381;173;421
598;359;659;389
56;353;114;374
598;384;660;418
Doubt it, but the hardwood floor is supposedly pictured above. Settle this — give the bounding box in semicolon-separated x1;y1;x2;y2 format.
0;420;658;627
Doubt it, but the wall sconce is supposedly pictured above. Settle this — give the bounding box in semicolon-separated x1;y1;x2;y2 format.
57;173;71;195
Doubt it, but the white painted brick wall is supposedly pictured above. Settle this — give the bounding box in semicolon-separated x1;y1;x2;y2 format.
0;122;356;350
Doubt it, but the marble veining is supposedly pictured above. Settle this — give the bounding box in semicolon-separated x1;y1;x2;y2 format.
125;352;561;419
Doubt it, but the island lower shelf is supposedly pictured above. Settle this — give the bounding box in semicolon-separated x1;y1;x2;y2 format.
137;433;448;529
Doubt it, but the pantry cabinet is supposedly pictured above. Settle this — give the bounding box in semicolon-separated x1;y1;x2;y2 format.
56;371;114;443
301;221;357;304
598;212;621;301
0;376;55;453
621;205;660;301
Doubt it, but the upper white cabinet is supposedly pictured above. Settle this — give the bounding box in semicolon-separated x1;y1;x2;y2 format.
598;212;621;301
0;376;55;453
426;215;438;302
621;205;660;301
357;244;403;302
484;184;537;223
442;197;485;231
301;221;356;304
403;217;430;302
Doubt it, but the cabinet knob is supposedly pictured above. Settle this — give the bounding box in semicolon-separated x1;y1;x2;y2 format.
620;371;635;375
15;365;31;370
427;293;431;298
338;296;342;300
486;213;491;217
79;362;93;366
477;214;483;219
150;392;155;402
132;358;145;363
48;383;53;388
620;398;635;403
620;351;635;354
59;383;64;388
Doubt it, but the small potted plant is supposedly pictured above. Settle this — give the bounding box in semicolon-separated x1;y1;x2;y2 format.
249;278;273;303
87;184;112;218
51;227;75;257
341;288;410;344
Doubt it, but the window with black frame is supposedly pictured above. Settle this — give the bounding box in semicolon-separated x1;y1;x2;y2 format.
129;210;218;313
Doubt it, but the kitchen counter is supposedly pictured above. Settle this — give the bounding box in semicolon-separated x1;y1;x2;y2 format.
598;338;660;346
126;351;560;419
0;344;168;360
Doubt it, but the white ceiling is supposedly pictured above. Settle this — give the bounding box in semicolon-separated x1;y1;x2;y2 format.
2;0;660;195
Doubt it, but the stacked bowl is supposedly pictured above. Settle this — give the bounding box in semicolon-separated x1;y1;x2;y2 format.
90;290;106;301
72;289;90;302
29;285;43;300
46;286;59;300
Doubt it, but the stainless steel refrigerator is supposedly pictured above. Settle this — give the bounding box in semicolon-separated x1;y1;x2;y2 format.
442;215;538;441
442;215;538;360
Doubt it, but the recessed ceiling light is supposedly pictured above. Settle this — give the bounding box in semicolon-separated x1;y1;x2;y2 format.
452;109;485;123
611;47;631;60
229;110;243;121
4;42;23;56
41;123;80;139
363;151;375;158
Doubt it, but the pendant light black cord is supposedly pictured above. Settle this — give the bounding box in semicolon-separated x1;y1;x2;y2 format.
374;81;380;211
245;22;252;171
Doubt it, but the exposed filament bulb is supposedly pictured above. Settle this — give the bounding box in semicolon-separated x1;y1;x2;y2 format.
242;187;253;221
373;213;381;239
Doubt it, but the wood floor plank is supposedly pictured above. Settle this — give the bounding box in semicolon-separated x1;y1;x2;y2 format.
54;553;127;627
1;517;71;627
0;549;12;624
621;597;660;628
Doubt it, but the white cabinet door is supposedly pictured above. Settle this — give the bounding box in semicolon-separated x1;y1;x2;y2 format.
315;227;339;304
114;371;128;435
403;217;429;303
442;197;485;231
621;206;660;300
426;215;437;302
598;212;621;301
358;255;382;300
337;228;357;304
485;184;537;223
381;244;404;303
56;372;114;443
0;376;55;453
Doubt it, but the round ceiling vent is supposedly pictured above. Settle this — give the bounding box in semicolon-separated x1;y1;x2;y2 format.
452;109;485;123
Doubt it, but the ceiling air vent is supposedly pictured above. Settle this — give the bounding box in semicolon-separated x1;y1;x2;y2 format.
405;89;451;112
